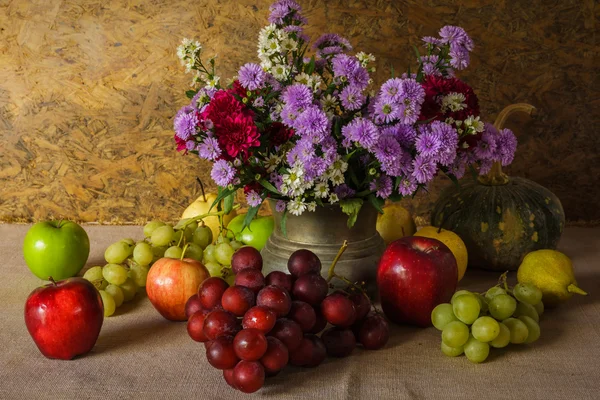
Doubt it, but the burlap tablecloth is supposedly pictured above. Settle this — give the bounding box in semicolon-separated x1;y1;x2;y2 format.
1;225;598;399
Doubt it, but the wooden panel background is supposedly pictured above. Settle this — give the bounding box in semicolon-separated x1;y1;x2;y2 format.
0;0;598;225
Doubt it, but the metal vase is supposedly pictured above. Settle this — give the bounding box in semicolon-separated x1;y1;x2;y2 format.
261;199;386;287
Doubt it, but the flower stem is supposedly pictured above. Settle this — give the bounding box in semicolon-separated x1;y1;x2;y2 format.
182;204;241;230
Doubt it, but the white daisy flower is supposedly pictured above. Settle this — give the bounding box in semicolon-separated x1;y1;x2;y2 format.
271;64;290;80
328;193;340;204
314;182;330;198
287;198;307;216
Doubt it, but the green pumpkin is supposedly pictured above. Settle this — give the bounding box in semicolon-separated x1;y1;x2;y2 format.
431;174;565;271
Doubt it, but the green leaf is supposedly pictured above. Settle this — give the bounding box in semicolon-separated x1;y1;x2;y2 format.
280;209;288;238
388;193;404;202
305;56;316;75
241;205;260;232
390;64;395;79
367;194;385;214
469;164;479;180
185;90;197;99
413;45;421;60
210;186;235;212
340;198;363;229
348;166;360;187
333;117;341;138
259;179;280;195
444;172;460;188
223;192;235;214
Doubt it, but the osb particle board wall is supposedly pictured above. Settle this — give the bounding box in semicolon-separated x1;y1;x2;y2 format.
0;0;598;225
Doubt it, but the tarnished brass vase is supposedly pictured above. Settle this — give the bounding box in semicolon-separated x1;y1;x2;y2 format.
261;199;386;286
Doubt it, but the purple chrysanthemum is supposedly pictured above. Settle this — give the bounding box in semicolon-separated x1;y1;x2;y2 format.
398;176;418;196
185;140;196;151
373;98;400;124
238;63;267;91
210;160;236;187
395;124;418;147
349;66;370;89
334;184;356;199
416;129;442;158
270;173;283;189
269;0;303;25
246;190;263;207
313;33;352;53
197;137;221;161
342;118;380;150
449;46;470;70
439;26;473;51
340;85;365;111
479;159;494;175
173;110;198;140
497;128;517;166
369;175;393;199
373;134;401;164
280;104;300;128
283;25;309;42
275;200;287;213
331;54;360;80
422;36;443;46
474;124;499;160
380;78;403;103
282;84;313;110
412;155;437;184
295;106;329;141
448;157;466;179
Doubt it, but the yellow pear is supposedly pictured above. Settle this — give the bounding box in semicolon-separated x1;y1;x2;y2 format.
376;204;416;245
414;226;468;282
517;249;587;307
182;193;237;239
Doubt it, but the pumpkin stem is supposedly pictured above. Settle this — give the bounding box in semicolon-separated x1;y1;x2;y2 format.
567;284;588;296
478;103;537;186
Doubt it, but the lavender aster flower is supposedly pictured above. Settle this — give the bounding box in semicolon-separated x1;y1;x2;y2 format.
275;200;287;213
380;78;403;103
197;137;221;161
439;26;472;50
313;33;352;58
369;175;393;199
270;173;283;189
340;85;365;111
479;159;494;175
449;46;470;70
331;54;360;79
210;160;236;187
374;134;401;164
238;63;267;90
246;190;263;207
174;110;198;140
373;98;399;124
474;124;499;160
342;118;380;150
415;128;442;158
422;36;443;46
282;84;313;109
185;140;196;151
334;184;356;199
398;176;418;196
295;106;329;141
284;25;309;42
269;0;303;25
412;155;437;184
497;128;517;166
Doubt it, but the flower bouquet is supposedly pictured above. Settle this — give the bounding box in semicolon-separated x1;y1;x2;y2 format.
173;0;516;230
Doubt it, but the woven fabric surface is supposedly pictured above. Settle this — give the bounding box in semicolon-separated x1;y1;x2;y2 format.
0;225;598;399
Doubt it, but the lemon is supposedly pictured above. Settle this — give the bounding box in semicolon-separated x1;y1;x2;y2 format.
415;226;468;282
517;249;587;307
182;193;237;240
376;204;416;245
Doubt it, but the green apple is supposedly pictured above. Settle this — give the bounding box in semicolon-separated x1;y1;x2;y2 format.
226;214;274;251
23;221;90;281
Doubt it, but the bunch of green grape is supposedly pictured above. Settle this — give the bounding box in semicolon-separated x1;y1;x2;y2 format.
431;281;544;363
201;233;242;286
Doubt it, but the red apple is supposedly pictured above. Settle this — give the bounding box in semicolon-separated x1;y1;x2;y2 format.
377;236;457;327
24;277;104;360
147;258;210;321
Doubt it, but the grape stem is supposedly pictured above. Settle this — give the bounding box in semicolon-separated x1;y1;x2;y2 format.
180;243;190;261
49;277;57;285
181;204;241;230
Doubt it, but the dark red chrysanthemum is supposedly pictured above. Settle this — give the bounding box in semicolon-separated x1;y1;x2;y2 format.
265;122;294;147
201;90;250;127
419;76;480;122
244;181;262;195
174;134;187;153
229;80;249;99
215;112;260;161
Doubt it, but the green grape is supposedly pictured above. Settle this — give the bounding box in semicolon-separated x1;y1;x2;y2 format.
102;264;128;286
184;221;198;243
216;235;230;244
144;220;165;237
475;293;489;314
488;294;517;320
99;290;116;317
133;242;153;266
485;286;506;301
104;241;130;264
230;240;243;251
204;244;217;263
165;246;183;259
513;283;543;306
215;243;234;265
471;316;500;342
464;336;490;363
152;245;168;259
225;273;236;286
441;342;464;357
451;290;472;304
120;238;135;246
205;261;222;277
129;264;148;287
183;243;204;261
490;323;511;348
518;316;541;344
452;294;480;325
193;226;213;249
151;225;175;247
172;230;184;245
514;301;539;323
97;280;108;290
442;321;470;348
83;266;104;283
120;278;138;302
431;303;458;331
534;301;544;317
503;317;529;344
105;284;124;308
